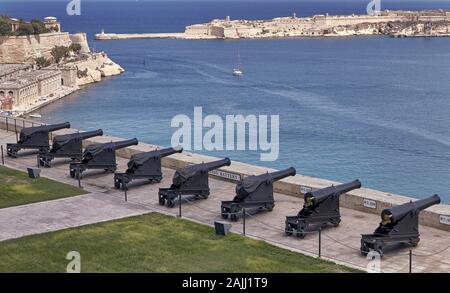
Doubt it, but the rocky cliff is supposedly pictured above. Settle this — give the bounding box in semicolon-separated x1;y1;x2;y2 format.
68;52;124;86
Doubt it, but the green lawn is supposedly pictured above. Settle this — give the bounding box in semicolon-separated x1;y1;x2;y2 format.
0;165;86;209
0;213;360;273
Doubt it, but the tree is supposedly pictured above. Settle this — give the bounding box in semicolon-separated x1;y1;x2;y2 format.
69;43;82;54
51;46;70;63
31;19;50;34
35;57;52;69
15;22;34;36
0;19;11;36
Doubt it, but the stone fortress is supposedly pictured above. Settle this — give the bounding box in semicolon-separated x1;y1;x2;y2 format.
95;9;450;41
0;17;124;115
184;10;450;39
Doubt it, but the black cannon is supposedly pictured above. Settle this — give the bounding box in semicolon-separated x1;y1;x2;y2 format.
38;129;104;167
114;146;183;190
285;179;362;238
6;122;71;158
360;194;441;257
158;158;231;208
221;167;296;221
69;138;138;179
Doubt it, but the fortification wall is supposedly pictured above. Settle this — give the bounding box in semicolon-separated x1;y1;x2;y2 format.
0;32;72;64
185;24;210;36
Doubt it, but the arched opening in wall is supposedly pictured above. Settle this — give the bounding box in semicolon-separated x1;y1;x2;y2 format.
8;91;13;97
0;91;4;98
61;78;64;85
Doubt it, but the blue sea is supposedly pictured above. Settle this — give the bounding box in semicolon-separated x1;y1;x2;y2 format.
2;0;450;201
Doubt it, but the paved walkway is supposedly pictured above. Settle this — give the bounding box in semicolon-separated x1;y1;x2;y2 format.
0;129;449;273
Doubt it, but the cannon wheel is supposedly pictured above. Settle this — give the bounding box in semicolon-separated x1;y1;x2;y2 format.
158;197;166;206
230;213;238;222
167;199;175;208
410;237;420;247
331;219;341;227
285;226;293;236
114;180;121;189
7;147;18;158
70;169;76;178
38;157;47;168
221;208;229;219
295;229;306;239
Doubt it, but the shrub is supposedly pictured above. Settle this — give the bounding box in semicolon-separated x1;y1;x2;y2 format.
35;57;52;68
51;46;70;63
30;19;50;34
15;22;34;36
0;17;12;36
69;43;82;54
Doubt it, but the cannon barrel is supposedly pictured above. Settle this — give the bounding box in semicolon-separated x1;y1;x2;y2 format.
268;167;296;182
381;194;441;224
305;179;361;203
202;157;231;171
111;138;139;150
78;129;103;140
42;122;71;132
158;146;183;158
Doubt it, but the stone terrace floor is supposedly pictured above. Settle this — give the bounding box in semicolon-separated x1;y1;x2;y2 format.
0;129;449;273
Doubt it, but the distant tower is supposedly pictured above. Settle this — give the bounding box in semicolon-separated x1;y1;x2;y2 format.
225;16;231;22
293;12;297;19
101;28;105;35
9;18;20;32
44;16;61;32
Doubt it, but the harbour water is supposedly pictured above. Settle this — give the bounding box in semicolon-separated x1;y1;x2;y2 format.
2;0;450;201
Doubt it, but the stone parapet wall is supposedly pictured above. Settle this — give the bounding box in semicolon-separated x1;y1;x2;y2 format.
1;116;449;232
0;32;72;63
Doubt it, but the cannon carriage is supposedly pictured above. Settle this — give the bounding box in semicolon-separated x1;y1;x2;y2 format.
38;129;103;167
6;122;71;158
221;167;296;221
158;158;231;208
360;194;441;257
285;179;361;238
114;146;183;190
69;138;138;179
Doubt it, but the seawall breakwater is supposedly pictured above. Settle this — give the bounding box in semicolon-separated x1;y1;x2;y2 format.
96;9;450;40
1;115;449;232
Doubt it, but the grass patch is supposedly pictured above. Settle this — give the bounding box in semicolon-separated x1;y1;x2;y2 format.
0;213;361;273
0;165;86;209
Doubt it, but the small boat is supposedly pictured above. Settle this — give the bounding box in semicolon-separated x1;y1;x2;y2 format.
232;48;243;77
29;113;42;119
232;68;243;77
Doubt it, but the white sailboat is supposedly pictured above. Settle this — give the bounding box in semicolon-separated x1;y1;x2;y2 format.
232;49;243;77
29;113;42;119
